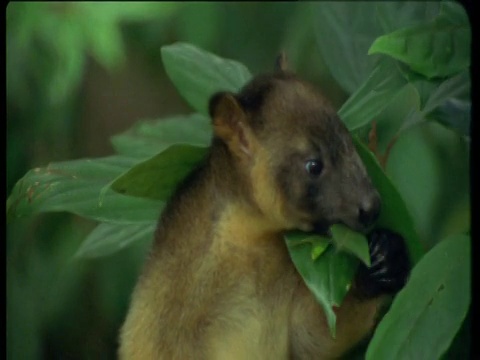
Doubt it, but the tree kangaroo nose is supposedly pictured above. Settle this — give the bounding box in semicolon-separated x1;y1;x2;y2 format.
358;192;381;228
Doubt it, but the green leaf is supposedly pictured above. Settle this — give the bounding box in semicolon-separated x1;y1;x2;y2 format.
371;83;422;154
442;309;471;359
312;2;441;94
312;2;382;93
421;70;470;114
284;224;370;337
330;224;370;267
284;230;331;261
161;42;252;115
381;126;439;248
375;2;441;34
82;16;125;70
440;1;470;26
339;59;408;131
285;224;370;266
311;240;330;261
75;222;155;258
7;156;162;224
368;13;471;79
393;70;471;137
366;234;470;360
110;144;208;201
386;122;470;248
111;113;212;158
353;138;424;264
285;234;359;338
428;98;470;137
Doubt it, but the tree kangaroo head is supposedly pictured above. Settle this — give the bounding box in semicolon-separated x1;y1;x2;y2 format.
209;55;380;234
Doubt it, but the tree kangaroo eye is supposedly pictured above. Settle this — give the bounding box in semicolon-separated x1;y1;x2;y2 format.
305;159;323;177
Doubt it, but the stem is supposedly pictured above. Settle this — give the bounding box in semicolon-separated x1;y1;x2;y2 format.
366;121;399;171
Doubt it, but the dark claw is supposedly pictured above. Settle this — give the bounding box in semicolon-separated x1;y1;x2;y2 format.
355;228;411;299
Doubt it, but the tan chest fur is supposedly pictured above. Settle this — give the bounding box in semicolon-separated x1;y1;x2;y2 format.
120;204;295;359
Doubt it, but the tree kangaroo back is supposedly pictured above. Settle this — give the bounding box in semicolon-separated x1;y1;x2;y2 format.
119;56;410;359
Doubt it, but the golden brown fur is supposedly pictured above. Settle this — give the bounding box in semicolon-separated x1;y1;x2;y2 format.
119;60;384;359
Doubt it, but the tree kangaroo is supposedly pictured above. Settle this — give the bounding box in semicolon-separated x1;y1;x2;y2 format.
119;55;410;359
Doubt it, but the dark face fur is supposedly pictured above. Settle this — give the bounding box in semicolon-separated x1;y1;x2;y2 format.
236;73;381;233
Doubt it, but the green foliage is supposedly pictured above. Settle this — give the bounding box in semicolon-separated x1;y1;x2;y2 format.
284;230;331;261
7;2;180;105
111;114;212;158
7;156;162;224
329;225;371;267
353;138;424;264
285;224;370;336
338;59;409;132
161;42;252;116
368;3;470;79
421;70;471;136
386;121;470;248
314;1;470;141
110;144;208;201
7;2;470;359
285;231;360;338
312;2;384;93
312;2;442;94
367;234;470;359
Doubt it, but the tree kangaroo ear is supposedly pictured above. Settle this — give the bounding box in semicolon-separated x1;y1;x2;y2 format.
209;92;255;159
274;51;289;72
